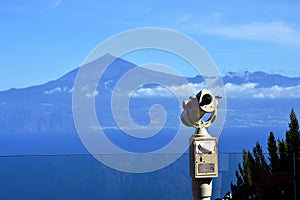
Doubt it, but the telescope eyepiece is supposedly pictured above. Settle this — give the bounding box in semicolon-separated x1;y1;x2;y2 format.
181;89;218;128
200;94;212;106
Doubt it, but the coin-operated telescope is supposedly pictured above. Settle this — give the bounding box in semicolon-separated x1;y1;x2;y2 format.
181;89;220;200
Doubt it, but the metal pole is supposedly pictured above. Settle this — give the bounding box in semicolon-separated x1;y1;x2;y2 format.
192;178;212;200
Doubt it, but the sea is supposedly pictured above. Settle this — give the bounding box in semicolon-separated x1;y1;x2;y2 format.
0;126;287;200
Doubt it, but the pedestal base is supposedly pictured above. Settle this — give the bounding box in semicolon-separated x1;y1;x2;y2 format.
192;178;212;200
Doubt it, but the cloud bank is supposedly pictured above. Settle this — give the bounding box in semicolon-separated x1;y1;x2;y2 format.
132;82;300;99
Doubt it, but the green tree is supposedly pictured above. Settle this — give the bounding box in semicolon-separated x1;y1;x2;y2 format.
277;138;288;172
242;150;253;186
253;142;270;179
268;132;279;172
231;143;269;200
231;109;299;200
286;108;300;159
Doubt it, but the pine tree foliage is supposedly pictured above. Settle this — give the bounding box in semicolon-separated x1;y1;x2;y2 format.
253;142;270;179
268;132;279;171
278;138;288;172
286;108;300;159
230;109;299;200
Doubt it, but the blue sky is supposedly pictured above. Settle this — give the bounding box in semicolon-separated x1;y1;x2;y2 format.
1;0;300;91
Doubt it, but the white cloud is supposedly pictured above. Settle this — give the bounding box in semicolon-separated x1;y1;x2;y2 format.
130;82;300;99
44;86;71;95
181;15;300;47
40;103;54;106
227;22;300;45
86;90;99;98
131;83;206;98
225;82;257;93
133;88;161;97
253;93;265;98
44;87;62;94
48;0;62;9
68;87;74;93
225;83;300;98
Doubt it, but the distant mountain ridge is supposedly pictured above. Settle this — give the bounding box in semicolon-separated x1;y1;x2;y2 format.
187;71;300;88
223;71;300;87
0;54;299;133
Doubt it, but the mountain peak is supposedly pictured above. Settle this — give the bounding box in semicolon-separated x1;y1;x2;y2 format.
1;57;300;133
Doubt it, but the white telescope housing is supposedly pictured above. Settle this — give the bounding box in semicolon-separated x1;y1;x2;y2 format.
181;89;218;130
180;89;220;200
